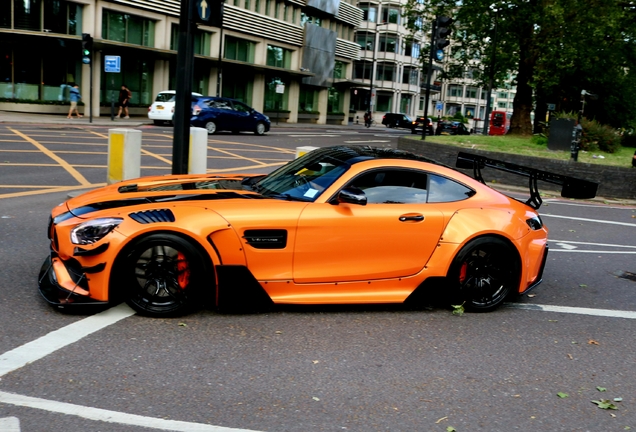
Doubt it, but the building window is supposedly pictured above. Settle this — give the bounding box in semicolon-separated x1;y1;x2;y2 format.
404;41;420;58
376;63;394;82
225;36;256;63
381;6;400;25
6;0;81;34
465;86;478;99
359;3;377;23
44;0;82;35
223;72;253;105
400;94;412;114
356;32;375;51
402;67;418;85
245;0;250;10
333;61;345;79
264;75;288;111
299;85;318;112
353;61;372;80
379;34;398;53
266;45;292;69
376;92;392;112
171;24;211;55
498;91;508;99
102;10;155;47
328;87;343;113
498;101;507;109
447;85;463;97
300;13;321;27
464;106;476;118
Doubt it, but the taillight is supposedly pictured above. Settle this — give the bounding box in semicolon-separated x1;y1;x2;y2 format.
193;105;202;115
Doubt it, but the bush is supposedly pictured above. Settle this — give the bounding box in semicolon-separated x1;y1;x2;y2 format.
581;118;622;153
531;134;547;146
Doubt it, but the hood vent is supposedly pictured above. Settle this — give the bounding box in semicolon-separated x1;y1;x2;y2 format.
129;209;175;224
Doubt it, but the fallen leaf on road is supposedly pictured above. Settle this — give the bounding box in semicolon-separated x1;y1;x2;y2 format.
588;339;600;345
557;392;569;398
436;416;448;424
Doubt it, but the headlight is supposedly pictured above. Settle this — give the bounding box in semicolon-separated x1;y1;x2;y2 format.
70;218;123;245
526;215;544;230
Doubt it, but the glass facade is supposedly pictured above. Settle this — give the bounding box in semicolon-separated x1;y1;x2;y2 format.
264;75;288;111
225;36;256;63
266;45;292;69
102;10;155;47
171;24;211;55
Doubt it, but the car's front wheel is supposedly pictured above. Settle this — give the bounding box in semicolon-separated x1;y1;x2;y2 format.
205;121;217;134
117;234;206;317
448;237;519;312
254;122;266;135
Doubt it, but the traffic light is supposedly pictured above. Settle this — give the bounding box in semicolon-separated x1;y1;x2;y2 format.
435;16;453;50
81;33;93;65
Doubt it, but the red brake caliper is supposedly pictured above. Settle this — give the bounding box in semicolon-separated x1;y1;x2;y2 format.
177;252;190;289
459;262;468;283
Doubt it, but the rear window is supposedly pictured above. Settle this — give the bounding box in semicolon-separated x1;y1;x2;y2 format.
155;93;175;103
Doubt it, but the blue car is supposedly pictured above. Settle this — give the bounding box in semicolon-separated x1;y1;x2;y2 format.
190;97;271;135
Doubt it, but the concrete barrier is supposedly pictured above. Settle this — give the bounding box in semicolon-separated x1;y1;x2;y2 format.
189;127;208;174
107;129;141;184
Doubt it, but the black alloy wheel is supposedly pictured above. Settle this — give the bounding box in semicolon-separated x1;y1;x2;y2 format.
449;237;519;312
118;234;206;317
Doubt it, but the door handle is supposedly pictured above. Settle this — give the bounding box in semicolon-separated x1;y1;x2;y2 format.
399;214;424;222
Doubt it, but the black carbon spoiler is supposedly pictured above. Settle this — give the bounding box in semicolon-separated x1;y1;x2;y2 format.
456;152;599;209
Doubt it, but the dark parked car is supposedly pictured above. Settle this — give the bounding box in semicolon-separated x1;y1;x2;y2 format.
435;121;471;135
191;97;271;135
411;117;434;135
381;113;414;129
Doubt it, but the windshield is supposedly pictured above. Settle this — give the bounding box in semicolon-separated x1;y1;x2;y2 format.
254;147;359;201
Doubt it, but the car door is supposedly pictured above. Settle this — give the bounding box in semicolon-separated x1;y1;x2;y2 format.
230;100;256;131
208;99;235;131
293;168;445;284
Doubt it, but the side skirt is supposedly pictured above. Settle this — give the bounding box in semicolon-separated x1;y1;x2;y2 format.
216;265;275;313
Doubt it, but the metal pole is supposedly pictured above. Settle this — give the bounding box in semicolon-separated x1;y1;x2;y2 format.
172;0;195;175
482;12;497;136
421;18;437;141
216;5;224;97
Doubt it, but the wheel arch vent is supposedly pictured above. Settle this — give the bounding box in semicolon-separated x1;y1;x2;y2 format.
129;209;176;224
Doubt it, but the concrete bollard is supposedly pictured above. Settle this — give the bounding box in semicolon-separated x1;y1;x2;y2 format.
295;146;319;159
107;128;141;184
189;127;208;174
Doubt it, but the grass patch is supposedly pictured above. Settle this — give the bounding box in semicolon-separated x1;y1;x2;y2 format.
408;135;634;168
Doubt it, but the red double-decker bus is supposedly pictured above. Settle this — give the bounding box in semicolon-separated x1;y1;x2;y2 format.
489;111;511;135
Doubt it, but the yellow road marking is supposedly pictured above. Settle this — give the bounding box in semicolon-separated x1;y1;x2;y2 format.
209;146;266;165
0;184;105;200
8;128;91;186
89;130;172;166
206;162;286;172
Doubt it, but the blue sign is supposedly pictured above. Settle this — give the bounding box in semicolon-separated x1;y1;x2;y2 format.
104;55;121;73
435;101;444;111
197;0;211;21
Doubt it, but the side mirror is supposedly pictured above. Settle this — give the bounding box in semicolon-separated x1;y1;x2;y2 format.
337;187;367;206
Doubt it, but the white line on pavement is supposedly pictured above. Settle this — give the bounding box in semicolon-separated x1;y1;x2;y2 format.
541;213;636;227
0;303;135;378
0;391;260;432
0;417;20;432
549;240;636;248
507;303;636;319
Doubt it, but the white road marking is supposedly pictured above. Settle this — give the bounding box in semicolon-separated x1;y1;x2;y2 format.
287;134;341;137
0;391;260;432
541;213;636;227
507;303;636;320
550;250;636;253
0;417;20;432
554;242;578;250
343;140;392;144
549;240;636;249
0;303;135;378
543;199;636;210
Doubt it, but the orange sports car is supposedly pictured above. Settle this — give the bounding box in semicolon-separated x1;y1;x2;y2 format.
39;146;598;317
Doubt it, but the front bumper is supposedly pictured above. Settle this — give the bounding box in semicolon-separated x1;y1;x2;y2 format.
38;254;108;308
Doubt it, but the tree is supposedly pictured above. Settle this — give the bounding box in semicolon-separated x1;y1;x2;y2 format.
403;0;636;135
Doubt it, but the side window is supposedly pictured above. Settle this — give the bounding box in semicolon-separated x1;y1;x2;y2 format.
427;174;475;203
347;169;428;204
232;101;251;113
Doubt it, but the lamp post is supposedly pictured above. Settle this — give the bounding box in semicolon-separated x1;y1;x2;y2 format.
482;7;498;136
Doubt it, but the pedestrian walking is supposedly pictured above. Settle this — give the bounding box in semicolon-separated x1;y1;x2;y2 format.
117;85;131;119
67;84;82;119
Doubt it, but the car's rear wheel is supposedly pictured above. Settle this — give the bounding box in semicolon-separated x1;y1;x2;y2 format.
205;121;217;134
448;237;519;312
118;234;205;317
254;122;266;135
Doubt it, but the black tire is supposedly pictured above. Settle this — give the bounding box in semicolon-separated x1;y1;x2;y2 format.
117;234;206;317
205;121;217;134
448;237;519;312
254;122;266;135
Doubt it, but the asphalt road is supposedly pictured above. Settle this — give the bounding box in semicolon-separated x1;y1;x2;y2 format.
1;122;635;431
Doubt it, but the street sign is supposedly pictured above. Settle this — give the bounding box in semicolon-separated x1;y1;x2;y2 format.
104;56;121;73
435;101;444;111
193;0;223;26
547;103;556;111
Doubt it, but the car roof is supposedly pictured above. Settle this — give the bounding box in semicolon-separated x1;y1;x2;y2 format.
309;145;450;169
157;90;203;96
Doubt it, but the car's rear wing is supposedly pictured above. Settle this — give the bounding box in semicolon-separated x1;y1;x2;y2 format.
456;152;599;209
